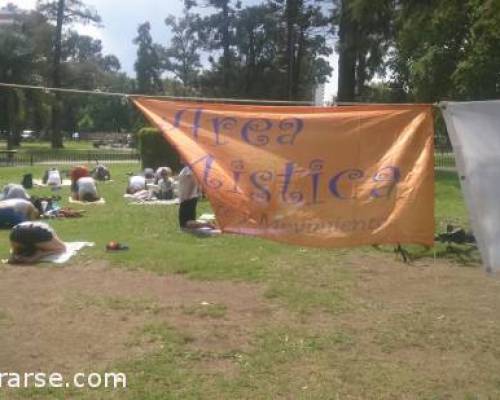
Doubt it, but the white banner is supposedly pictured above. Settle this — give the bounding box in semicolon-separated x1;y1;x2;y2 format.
441;100;500;273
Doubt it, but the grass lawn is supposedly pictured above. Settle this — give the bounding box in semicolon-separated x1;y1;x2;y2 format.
1;166;499;399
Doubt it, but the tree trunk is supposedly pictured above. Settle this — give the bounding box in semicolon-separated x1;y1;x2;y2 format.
292;26;305;99
5;91;15;150
245;27;256;94
221;0;231;92
337;0;356;102
51;0;65;149
285;0;298;100
356;50;367;98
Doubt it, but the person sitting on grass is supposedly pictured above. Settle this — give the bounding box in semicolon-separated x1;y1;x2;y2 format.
8;221;66;264
154;166;170;183
126;175;146;194
156;167;174;200
75;176;100;202
70;165;89;198
144;168;155;181
92;164;111;181
1;183;30;200
0;198;39;229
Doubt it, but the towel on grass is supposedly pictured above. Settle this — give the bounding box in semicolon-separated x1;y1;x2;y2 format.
68;197;106;205
124;193;179;205
39;242;95;264
198;213;216;223
1;242;94;265
185;227;222;237
33;179;72;187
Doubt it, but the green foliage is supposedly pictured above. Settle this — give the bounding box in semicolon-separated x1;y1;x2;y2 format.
334;0;394;101
77;113;94;131
164;9;203;90
137;127;180;171
133;22;164;94
391;0;500;102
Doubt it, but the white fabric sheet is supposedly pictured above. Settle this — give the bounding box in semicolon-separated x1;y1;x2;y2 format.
441;100;500;273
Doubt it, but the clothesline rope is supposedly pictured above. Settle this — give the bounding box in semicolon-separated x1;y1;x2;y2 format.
0;82;440;107
0;82;314;105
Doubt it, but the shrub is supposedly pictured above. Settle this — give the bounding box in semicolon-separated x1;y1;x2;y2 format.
137;127;181;171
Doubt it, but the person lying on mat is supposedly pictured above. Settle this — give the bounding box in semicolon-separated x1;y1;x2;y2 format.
0;198;39;228
75;176;100;202
1;183;30;201
70;165;89;198
92;164;111;181
8;221;66;264
126;175;146;194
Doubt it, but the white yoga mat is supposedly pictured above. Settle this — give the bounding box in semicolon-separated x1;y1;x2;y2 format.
68;197;106;205
124;194;179;205
198;213;216;222
39;242;95;264
33;179;72;187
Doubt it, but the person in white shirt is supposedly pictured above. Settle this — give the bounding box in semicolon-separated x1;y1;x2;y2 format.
0;198;39;228
155;166;169;183
46;168;62;187
1;184;30;200
126;175;146;194
76;176;99;202
178;165;201;228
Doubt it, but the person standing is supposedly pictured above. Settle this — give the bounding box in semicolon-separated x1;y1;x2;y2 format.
177;164;201;228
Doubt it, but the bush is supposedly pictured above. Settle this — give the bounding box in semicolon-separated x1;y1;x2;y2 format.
137;127;181;171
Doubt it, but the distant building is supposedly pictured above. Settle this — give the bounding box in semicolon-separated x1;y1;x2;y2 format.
313;84;325;106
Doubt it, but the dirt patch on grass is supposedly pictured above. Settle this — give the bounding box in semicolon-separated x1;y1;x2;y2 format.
0;261;274;375
307;252;500;398
2;253;500;398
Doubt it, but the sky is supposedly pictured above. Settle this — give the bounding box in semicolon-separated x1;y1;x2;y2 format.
2;0;338;100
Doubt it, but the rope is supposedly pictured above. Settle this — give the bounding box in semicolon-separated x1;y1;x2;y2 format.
335;101;438;107
0;82;314;105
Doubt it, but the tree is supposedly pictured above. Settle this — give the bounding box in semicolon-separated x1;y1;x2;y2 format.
0;7;35;148
270;0;332;100
334;0;394;102
164;9;202;90
133;22;164;94
391;0;500;102
37;0;101;148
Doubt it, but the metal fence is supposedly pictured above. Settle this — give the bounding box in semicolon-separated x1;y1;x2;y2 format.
435;145;456;170
0;150;141;167
1;146;456;169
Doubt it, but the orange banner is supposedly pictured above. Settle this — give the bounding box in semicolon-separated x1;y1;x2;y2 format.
133;98;434;247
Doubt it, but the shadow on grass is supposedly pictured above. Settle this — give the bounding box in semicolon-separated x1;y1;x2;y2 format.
371;243;481;267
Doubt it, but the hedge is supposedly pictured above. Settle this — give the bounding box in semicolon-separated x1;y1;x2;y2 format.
137;127;181;171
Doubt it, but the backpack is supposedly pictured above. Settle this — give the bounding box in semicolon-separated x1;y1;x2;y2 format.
21;173;33;189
